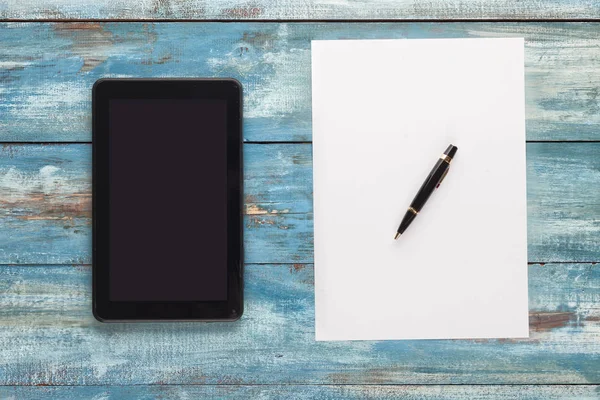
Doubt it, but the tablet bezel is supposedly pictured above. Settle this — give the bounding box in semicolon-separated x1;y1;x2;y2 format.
92;78;243;322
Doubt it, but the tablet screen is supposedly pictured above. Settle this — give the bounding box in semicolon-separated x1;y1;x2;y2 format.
108;99;228;301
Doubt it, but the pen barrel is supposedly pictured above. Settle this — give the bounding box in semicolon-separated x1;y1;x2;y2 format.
409;159;450;211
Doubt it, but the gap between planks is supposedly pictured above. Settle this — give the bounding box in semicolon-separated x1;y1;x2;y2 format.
0;383;599;387
2;141;600;145
0;263;597;267
1;18;600;23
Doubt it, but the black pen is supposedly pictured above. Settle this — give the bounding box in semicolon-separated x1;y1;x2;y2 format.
395;144;458;239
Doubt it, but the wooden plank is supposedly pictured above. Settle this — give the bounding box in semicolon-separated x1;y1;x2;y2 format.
2;143;600;264
0;263;598;385
527;143;600;262
1;0;599;21
0;145;91;264
1;22;600;142
1;385;599;399
0;143;315;264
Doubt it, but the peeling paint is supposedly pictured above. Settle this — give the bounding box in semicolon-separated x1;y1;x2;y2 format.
529;311;577;331
2;0;600;20
246;204;290;215
222;6;262;18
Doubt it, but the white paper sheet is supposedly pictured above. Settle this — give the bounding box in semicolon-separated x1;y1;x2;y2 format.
312;38;528;341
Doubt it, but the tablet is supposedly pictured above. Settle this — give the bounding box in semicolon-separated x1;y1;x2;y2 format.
92;79;243;322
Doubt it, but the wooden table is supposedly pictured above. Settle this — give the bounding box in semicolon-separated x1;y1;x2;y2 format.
1;2;599;398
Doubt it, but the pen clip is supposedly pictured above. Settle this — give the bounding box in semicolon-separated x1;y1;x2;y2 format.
436;167;450;189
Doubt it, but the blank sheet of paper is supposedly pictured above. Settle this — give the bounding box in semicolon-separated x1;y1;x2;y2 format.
312;38;528;341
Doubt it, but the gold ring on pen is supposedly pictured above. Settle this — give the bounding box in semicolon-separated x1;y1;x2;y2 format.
408;207;419;215
440;154;452;164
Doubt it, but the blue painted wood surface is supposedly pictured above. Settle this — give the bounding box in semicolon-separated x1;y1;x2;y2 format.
1;0;599;20
1;23;600;141
0;263;598;385
1;19;600;394
1;384;600;399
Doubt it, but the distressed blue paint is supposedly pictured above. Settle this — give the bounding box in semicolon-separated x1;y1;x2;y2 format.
0;218;90;264
1;23;600;141
2;19;600;392
2;0;600;20
245;213;314;263
1;384;599;399
0;145;91;264
1;143;599;264
0;263;598;385
244;143;313;215
527;143;600;262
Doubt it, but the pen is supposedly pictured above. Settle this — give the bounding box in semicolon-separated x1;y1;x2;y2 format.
395;144;458;239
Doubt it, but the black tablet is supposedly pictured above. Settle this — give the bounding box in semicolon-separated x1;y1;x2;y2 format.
92;79;243;322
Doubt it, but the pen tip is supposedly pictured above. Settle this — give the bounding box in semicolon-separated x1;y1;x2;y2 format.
394;232;401;240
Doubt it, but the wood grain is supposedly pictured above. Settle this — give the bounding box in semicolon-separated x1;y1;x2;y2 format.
0;145;91;264
0;263;598;385
1;0;599;21
1;385;599;399
527;143;600;262
1;22;600;142
2;143;599;264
